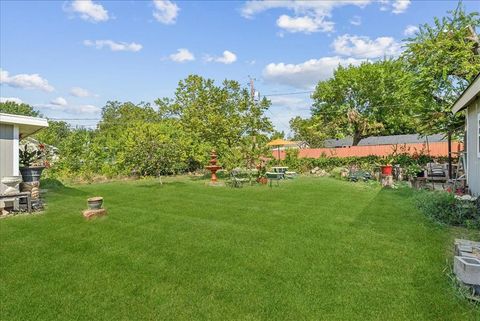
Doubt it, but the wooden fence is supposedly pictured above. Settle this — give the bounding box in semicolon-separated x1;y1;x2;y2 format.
272;142;462;160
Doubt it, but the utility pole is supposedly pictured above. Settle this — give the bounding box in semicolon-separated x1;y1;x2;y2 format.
249;76;255;100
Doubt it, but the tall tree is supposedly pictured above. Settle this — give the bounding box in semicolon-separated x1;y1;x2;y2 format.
311;59;419;145
155;75;273;168
402;2;480;135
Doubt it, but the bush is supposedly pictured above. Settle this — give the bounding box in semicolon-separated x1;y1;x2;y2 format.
414;191;480;229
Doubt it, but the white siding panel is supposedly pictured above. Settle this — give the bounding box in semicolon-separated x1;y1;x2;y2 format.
466;97;480;196
0;124;15;194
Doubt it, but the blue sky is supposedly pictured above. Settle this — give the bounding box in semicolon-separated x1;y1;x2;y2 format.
1;0;478;134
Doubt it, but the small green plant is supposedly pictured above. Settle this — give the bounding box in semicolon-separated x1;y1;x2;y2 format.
414;191;480;229
405;164;423;179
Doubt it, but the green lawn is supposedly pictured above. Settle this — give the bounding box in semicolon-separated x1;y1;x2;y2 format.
0;177;478;320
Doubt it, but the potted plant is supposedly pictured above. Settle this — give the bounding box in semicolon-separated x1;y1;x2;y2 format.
19;143;47;183
405;164;424;189
379;156;394;176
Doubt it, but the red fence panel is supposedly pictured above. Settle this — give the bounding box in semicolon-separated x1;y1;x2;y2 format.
272;142;462;160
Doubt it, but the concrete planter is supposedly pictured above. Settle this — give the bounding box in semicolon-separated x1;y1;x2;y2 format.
454;256;480;287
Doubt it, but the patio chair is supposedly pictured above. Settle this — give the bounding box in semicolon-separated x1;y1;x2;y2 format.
229;169;250;188
425;162;448;189
284;171;297;179
348;170;372;182
266;172;282;187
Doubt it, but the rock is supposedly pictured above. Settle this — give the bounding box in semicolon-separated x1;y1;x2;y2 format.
83;208;107;220
310;167;320;174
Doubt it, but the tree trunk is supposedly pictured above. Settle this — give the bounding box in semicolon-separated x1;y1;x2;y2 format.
352;132;362;146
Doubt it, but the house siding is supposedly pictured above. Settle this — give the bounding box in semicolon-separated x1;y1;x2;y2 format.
466;97;480;196
0;124;15;194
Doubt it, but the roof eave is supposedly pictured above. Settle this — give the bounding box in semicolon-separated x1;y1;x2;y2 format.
452;73;480;114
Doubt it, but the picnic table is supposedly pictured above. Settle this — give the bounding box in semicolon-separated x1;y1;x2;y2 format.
271;166;289;174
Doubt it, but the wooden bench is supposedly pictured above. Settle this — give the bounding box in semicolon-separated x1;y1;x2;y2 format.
0;192;32;213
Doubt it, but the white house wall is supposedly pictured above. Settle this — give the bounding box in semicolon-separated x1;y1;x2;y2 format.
466;97;480;196
0;123;15;194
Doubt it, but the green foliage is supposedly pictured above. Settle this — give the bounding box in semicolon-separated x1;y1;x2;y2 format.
414;191;480;229
402;2;480;135
0;101;41;117
289;115;329;148
311;59;420;145
42;76;273;179
155;75;273;171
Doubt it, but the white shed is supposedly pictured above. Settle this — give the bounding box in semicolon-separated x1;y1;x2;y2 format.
0;113;49;194
452;74;480;196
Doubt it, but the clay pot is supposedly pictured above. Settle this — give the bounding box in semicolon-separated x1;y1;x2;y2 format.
257;177;268;184
87;197;103;210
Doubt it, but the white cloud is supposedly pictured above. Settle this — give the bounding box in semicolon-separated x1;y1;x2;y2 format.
70;87;92;97
153;0;179;24
205;50;237;64
169;48;195;62
379;0;410;14
263;56;363;89
241;0;371;33
68;0;109;22
50;97;68;107
276;15;333;33
332;34;402;58
350;15;362;26
83;40;142;52
0;69;54;92
0;97;23;104
392;0;410;14
403;24;419;36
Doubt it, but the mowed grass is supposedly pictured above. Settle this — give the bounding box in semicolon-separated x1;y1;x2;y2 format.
0;177;478;320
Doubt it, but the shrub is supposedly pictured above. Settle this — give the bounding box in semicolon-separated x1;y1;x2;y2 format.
414;191;480;229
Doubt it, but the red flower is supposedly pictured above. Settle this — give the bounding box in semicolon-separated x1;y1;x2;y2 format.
39;143;45;150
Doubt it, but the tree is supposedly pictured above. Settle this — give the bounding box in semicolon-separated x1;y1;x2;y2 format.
36;120;70;147
402;2;480;135
289;116;329;148
155;75;273;169
311;59;420;145
0;101;40;117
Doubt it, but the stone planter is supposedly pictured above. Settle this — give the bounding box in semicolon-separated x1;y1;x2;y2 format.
20;166;45;183
1;176;22;194
87;197;103;210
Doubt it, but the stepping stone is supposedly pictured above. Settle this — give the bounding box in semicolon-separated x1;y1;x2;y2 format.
83;208;107;220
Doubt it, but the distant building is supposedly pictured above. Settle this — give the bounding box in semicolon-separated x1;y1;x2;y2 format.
323;134;447;148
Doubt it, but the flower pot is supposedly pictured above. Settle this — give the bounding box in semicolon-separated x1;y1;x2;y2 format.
380;165;393;176
20;166;45;183
257;177;268;184
87;197;103;210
